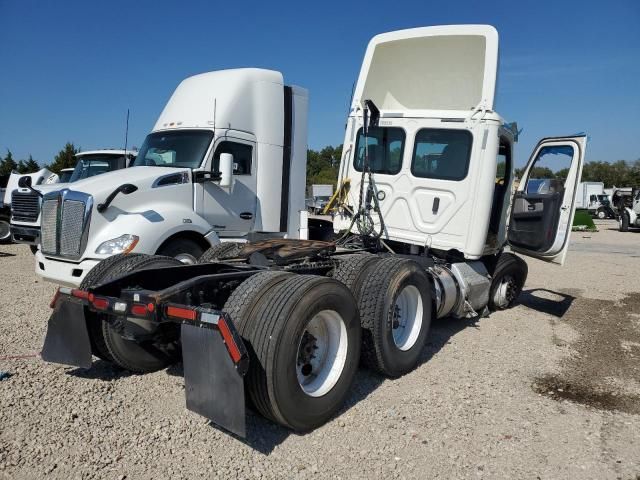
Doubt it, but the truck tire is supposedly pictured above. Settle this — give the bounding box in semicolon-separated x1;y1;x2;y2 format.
596;208;607;219
0;215;10;244
487;252;528;311
358;258;432;378
234;275;361;431
81;254;183;372
157;237;205;264
329;253;381;299
620;212;630;232
198;242;243;263
80;253;145;361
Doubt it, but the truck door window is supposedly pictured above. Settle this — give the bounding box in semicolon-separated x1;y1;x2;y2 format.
411;129;472;181
213;142;252;175
353;127;405;175
523;145;573;195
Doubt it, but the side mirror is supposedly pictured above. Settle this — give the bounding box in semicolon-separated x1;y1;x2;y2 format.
219;153;234;188
18;176;32;188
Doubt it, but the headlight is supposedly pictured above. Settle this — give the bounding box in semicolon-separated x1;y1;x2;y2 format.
95;234;139;255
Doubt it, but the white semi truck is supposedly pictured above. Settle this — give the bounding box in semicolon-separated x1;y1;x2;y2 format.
34;71;308;286
40;25;586;437
11;150;135;249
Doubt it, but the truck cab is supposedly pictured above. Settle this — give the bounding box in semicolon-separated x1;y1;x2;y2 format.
334;25;586;269
10;150;135;247
35;69;309;286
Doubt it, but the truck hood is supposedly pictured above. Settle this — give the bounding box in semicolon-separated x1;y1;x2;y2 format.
63;166;191;201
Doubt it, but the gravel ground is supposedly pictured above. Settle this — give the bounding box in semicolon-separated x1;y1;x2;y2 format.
1;219;639;479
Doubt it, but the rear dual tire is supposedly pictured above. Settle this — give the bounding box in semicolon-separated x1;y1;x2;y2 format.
357;257;432;378
224;273;361;431
198;242;243;263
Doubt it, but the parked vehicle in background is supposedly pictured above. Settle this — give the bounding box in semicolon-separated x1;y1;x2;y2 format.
10;150;135;249
618;187;640;232
306;184;333;213
0;175;10;244
3;168;59;246
42;26;587;437
57;168;75;184
35;69;309;286
574;181;614;218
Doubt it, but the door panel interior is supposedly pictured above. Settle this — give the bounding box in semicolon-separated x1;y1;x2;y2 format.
509;192;562;251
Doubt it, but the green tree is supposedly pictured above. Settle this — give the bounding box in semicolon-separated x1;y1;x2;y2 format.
306;145;342;188
0;150;18;176
16;155;40;174
47;143;79;174
24;155;40;173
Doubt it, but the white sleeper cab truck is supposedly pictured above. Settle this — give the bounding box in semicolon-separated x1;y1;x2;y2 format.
11;150;135;249
41;26;586;438
35;70;308;286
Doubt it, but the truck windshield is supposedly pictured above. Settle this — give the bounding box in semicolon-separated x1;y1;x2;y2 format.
133;130;214;169
69;155;128;183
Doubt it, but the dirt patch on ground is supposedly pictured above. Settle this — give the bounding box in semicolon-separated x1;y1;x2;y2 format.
530;291;640;414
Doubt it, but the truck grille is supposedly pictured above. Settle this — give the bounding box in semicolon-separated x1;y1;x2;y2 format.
11;191;40;222
41;190;92;259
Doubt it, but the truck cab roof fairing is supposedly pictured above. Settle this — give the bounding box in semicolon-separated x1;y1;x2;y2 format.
351;25;499;115
153;68;300;148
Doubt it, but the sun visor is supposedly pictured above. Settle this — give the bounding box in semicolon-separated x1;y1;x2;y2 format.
352;25;499;115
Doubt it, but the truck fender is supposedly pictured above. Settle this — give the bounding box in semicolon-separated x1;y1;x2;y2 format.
86;207;214;257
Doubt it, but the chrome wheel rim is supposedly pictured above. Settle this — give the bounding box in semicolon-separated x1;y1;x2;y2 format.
493;275;518;308
174;253;197;264
296;310;348;397
392;285;423;351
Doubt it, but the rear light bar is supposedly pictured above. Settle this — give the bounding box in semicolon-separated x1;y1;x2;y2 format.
166;305;197;321
71;289;93;302
166;304;246;369
92;297;110;311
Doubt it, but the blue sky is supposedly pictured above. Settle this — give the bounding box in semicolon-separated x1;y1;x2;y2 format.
1;0;638;167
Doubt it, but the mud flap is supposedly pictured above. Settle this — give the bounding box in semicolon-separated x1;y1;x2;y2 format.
181;323;246;437
41;299;92;369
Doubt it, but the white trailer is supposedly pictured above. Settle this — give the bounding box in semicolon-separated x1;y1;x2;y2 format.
40;25;586;437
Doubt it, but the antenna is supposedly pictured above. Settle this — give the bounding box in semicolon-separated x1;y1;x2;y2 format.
123;108;130;154
213;98;217;134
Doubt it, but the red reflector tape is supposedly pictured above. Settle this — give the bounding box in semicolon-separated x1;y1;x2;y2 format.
49;288;61;308
130;304;149;316
71;289;93;302
217;317;242;364
166;305;197;321
92;297;109;311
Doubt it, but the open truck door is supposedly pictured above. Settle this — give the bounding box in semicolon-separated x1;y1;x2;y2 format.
508;135;587;265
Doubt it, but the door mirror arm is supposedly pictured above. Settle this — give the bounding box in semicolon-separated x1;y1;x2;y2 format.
97;184;138;213
17;176;43;198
